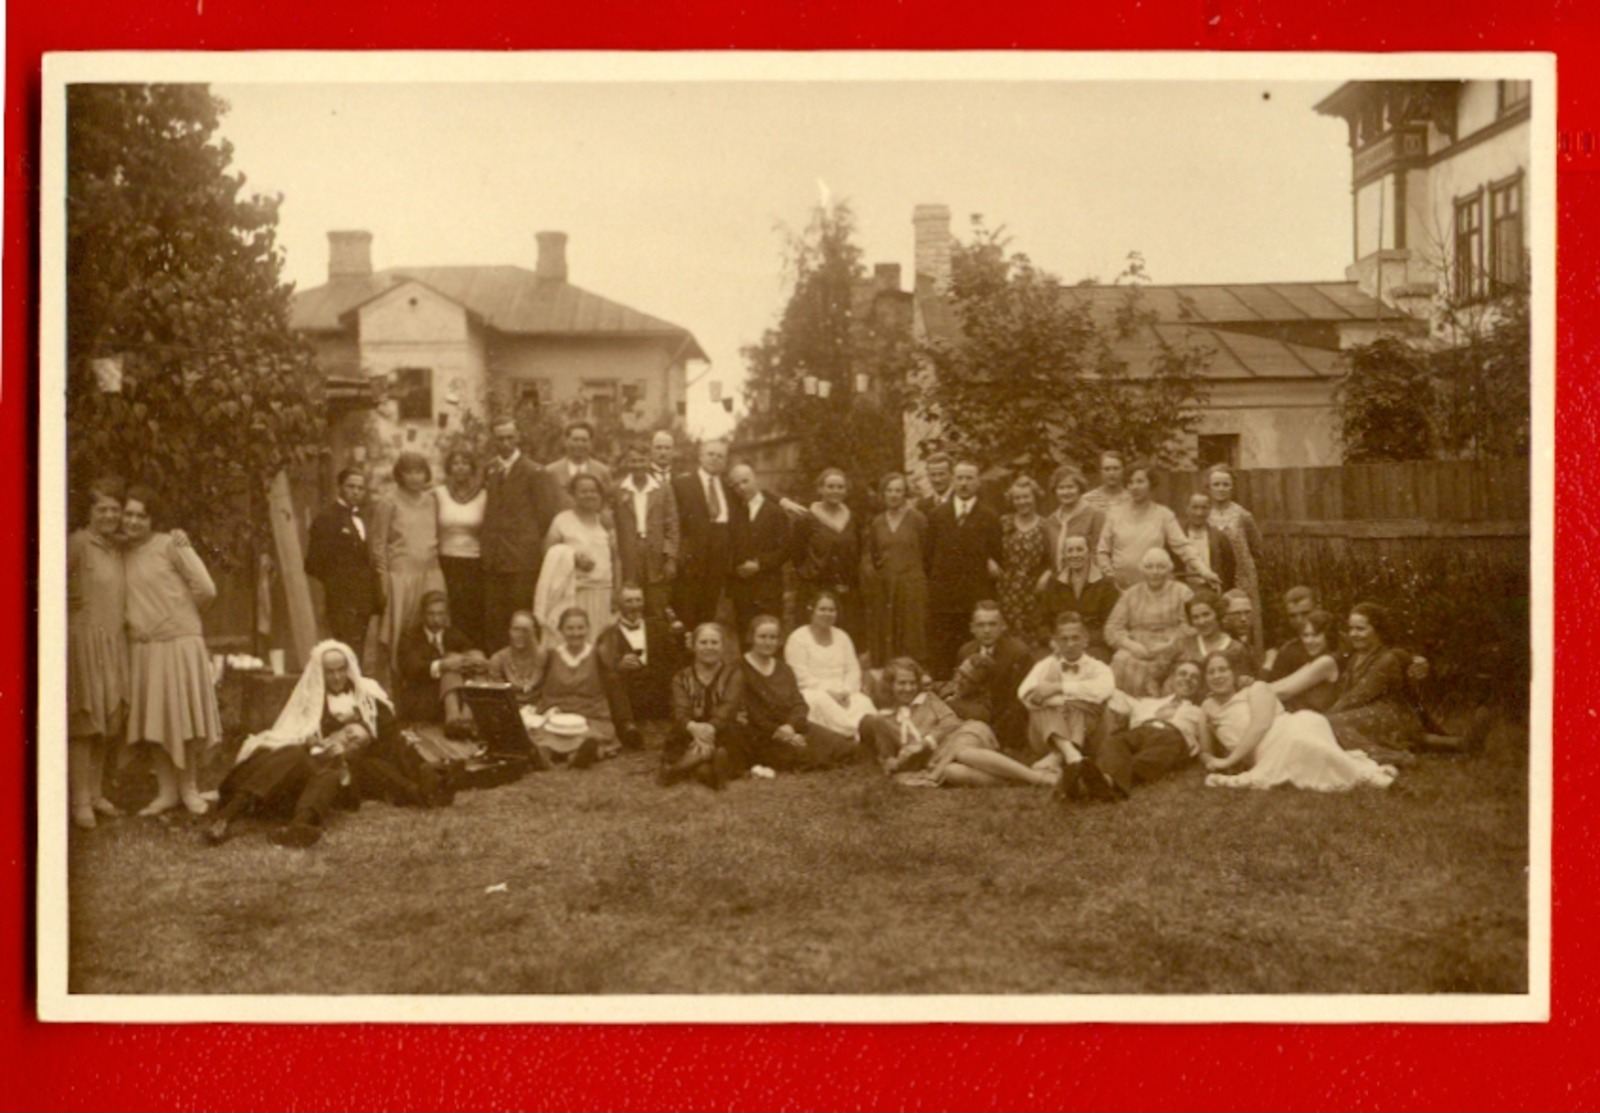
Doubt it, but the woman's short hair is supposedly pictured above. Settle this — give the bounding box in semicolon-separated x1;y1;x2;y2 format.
1201;650;1239;684
392;451;433;486
1186;590;1224;620
85;475;126;511
1007;475;1044;505
878;472;908;500
746;614;783;644
808;591;840;614
1139;547;1175;572
124;483;160;524
1049;464;1087;495
815;467;848;493
557;606;590;631
1350;601;1397;642
1300;609;1337;639
1126;458;1161;485
691;621;725;645
1283;584;1319;609
1222;588;1253;612
1206;462;1236;484
444;449;477;477
421;590;449;612
509;609;540;631
568;472;604;498
882;656;927;686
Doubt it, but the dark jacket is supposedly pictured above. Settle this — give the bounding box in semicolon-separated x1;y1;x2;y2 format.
926;498;1003;616
481;455;559;574
1174;523;1236;592
672;470;742;580
957;634;1039;752
304;500;379;610
731;494;792;603
395;624;478;723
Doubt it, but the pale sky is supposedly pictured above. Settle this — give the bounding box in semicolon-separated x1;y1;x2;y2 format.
213;79;1355;437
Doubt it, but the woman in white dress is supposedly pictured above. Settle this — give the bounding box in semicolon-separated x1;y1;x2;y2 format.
534;472;619;646
783;592;876;738
1199;651;1396;792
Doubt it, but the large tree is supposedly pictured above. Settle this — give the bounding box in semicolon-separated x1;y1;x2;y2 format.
66;84;322;567
916;218;1211;478
738;202;918;495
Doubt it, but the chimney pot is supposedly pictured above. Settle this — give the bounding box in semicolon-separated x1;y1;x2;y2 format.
327;230;373;280
536;231;569;282
912;204;952;291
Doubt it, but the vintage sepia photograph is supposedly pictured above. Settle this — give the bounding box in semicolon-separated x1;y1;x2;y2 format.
37;52;1552;1020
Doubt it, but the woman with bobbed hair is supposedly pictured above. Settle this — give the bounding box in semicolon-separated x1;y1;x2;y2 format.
1094;460;1214;591
67;475;130;828
738;614;857;770
371;451;446;674
1324;602;1425;761
863;472;930;665
1269;609;1343;714
436;447;488;649
996;474;1053;644
535;471;620;644
121;484;222;816
790;467;863;634
1173;589;1255;681
784;590;876;738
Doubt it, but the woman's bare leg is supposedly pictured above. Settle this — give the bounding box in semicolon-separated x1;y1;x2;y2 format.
140;747;181;815
951;748;1058;786
936;765;1008;787
68;737;96;828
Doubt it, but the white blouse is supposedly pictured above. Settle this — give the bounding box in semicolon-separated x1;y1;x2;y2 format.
436;487;487;559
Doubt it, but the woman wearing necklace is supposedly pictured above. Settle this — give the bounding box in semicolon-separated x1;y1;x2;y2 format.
1173;591;1257;682
1204;464;1265;652
67;476;130;829
661;623;746;788
371;451;447;676
862;473;929;666
997;475;1053;646
791;468;863;635
436;449;488;650
738;614;857;771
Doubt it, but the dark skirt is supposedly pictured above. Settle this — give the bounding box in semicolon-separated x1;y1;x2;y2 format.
439;555;487;651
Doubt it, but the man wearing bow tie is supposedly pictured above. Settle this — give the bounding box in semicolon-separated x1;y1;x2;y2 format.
596;583;681;749
1017;612;1115;779
1070;659;1208;803
304;468;381;658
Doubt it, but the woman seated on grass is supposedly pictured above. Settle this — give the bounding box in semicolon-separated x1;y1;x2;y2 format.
487;610;549;705
1268;609;1342;714
531;607;621;769
661;623;744;789
784;591;877;740
1172;590;1254;683
866;658;1056;788
1198;651;1397;792
738;615;857;771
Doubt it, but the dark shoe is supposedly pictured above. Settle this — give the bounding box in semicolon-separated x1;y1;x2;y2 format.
570;737;601;770
1463;708;1493;755
444;718;477;741
709;747;735;790
1053;761;1083;804
268;822;322;849
1078;760;1118;803
620;726;645;751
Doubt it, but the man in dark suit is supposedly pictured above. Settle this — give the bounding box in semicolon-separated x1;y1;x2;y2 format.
546;419;614;508
1176;491;1236;593
671;439;738;631
650;429;678;488
303;467;380;657
614;439;680;621
480;419;559;653
953;600;1040;757
727;463;790;637
395;591;488;729
926;459;1003;676
915;451;955;516
596;583;681;749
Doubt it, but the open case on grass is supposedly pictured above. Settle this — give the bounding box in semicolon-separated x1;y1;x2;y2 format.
455;682;536;788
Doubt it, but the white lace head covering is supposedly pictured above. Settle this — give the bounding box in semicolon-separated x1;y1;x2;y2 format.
234;640;392;765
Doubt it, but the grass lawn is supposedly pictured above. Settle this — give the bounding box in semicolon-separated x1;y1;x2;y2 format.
67;719;1529;996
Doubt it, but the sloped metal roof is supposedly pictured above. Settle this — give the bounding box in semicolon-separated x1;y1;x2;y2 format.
290;266;708;361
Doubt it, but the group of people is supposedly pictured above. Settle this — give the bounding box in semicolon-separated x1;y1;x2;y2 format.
67;428;1487;846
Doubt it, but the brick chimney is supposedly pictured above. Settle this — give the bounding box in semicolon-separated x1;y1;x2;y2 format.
536;231;569;282
874;262;902;294
327;230;373;280
912;204;952;291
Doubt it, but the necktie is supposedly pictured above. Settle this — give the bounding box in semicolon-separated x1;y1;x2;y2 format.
707;477;723;521
1061;659;1078;674
956;499;967;524
430;631;443;655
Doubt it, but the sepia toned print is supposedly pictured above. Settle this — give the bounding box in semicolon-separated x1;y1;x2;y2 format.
36;51;1552;1022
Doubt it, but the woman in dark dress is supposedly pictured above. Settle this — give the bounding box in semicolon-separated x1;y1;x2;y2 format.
738;615;857;771
863;473;930;666
660;623;745;789
1325;602;1424;761
997;475;1053;645
791;468;863;635
1269;609;1343;713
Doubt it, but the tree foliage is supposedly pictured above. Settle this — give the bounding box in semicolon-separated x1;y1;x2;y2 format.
916;218;1211;480
66;84;322;568
737;202;918;495
1337;284;1530;462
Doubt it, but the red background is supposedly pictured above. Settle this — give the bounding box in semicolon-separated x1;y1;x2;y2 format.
6;1;1595;1109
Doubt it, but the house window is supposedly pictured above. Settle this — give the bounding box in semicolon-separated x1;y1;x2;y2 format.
393;367;433;421
514;379;552;417
1197;434;1240;470
1497;80;1531;116
581;379;619;422
1490;174;1526;293
1453;191;1485;302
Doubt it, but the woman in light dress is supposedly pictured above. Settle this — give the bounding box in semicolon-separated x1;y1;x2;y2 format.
486;610;549;705
67;476;130;829
783;591;877;739
534;472;619;648
1104;547;1193;697
436;448;488;650
1204;464;1265;652
1199;651;1396;791
1095;462;1212;591
371;451;446;674
121;485;222;816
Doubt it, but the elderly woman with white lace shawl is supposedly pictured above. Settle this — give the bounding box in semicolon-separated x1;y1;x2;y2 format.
205;641;451;848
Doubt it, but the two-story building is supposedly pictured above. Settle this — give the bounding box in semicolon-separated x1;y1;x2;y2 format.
290;230;707;483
